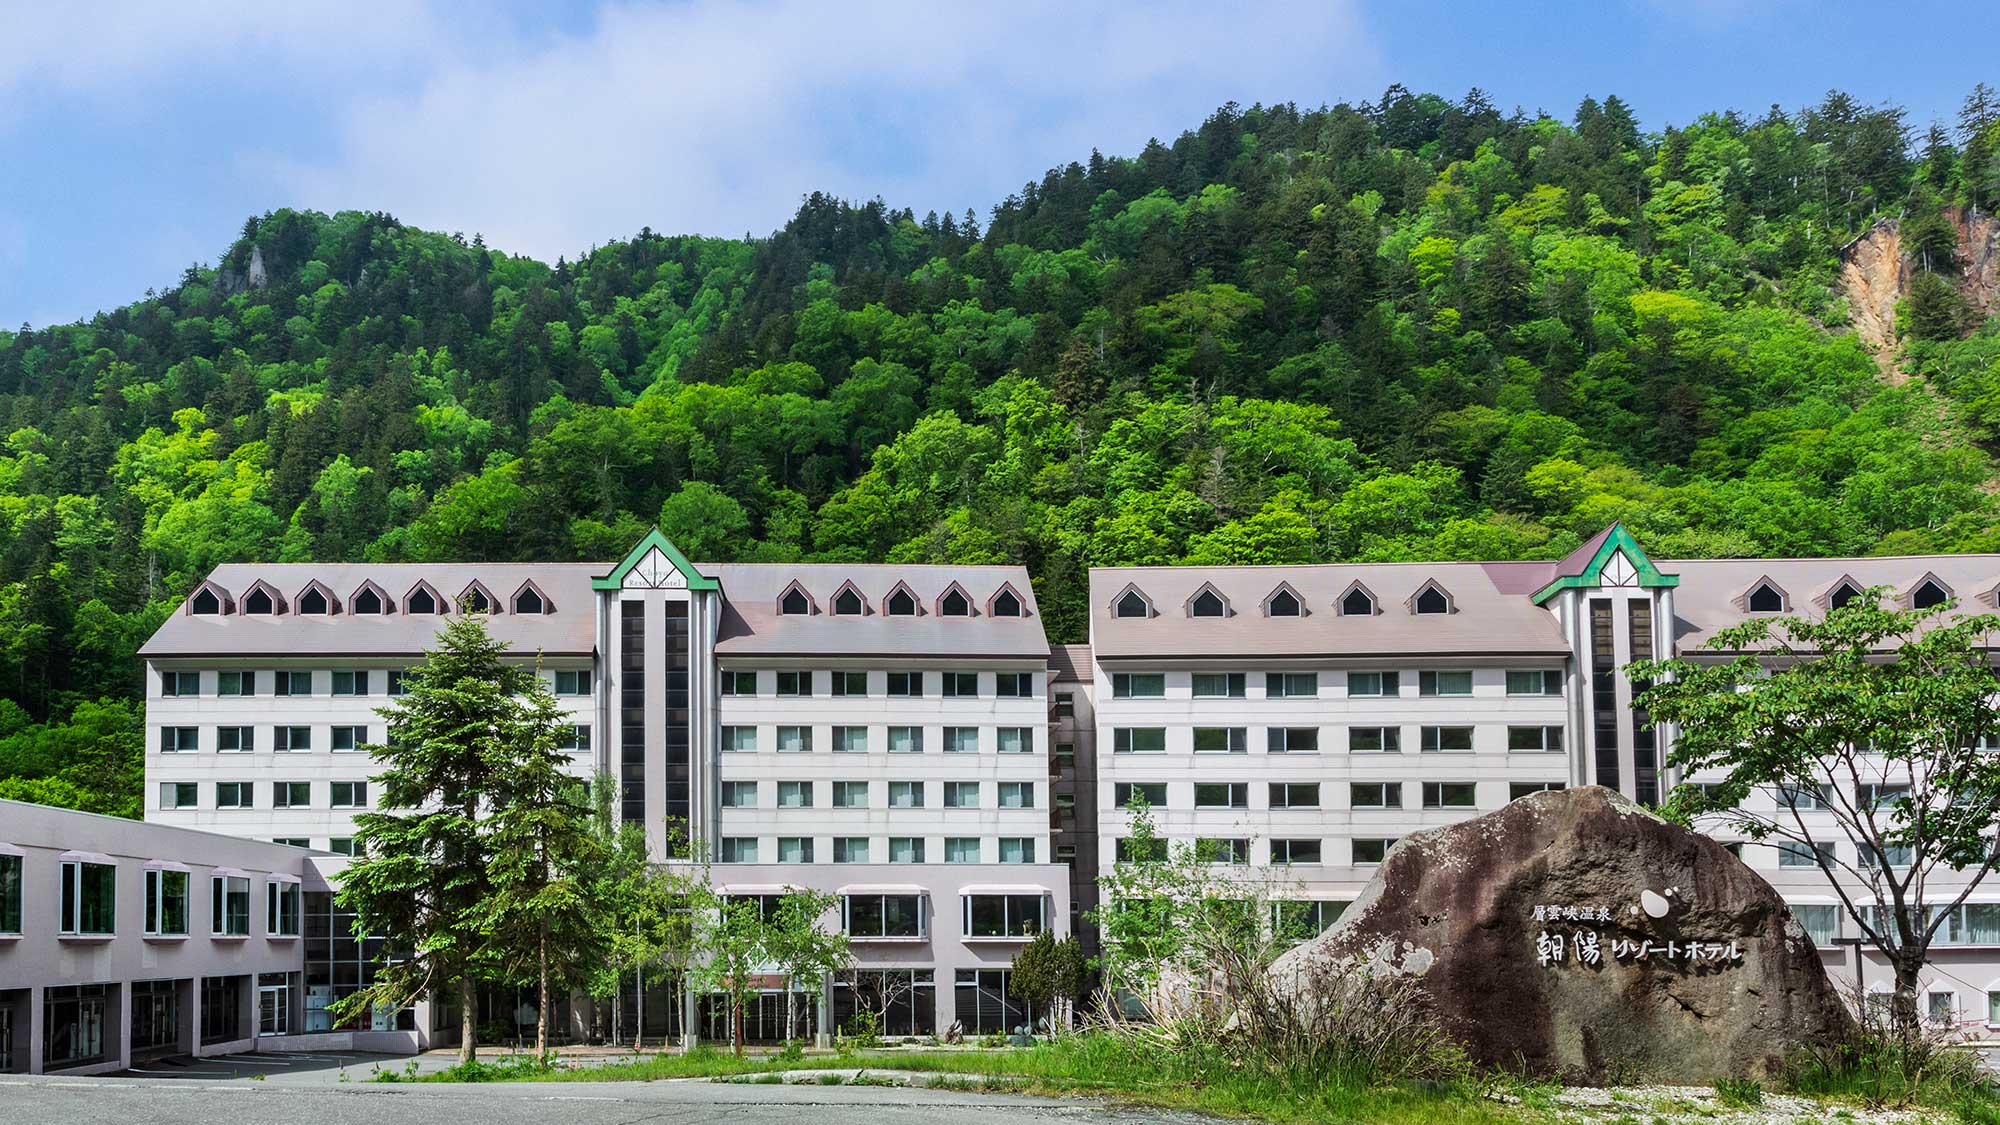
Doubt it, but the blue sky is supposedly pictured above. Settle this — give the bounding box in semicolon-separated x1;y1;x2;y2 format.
2;0;1994;329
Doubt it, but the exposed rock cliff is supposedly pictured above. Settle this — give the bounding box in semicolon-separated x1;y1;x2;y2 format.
1841;207;2000;373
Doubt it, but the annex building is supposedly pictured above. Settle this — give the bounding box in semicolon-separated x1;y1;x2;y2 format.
6;523;2000;1069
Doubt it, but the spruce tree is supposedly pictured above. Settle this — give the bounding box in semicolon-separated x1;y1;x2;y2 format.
333;615;540;1065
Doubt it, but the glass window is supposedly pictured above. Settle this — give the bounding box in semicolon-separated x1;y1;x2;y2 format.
217;725;253;752
940;588;971;616
1420;726;1474;752
846;894;924;938
996;727;1031;754
1115;590;1150;618
159;726;199;753
940;672;979;697
1414;586;1451;614
1349;726;1400;752
1778;842;1835;868
1510;782;1566;800
513;586;545;614
1418;670;1472;697
160;781;197;809
211;875;250;936
161;670;200;697
888;837;925;864
780;588;811;615
274;670;313;696
215;782;253;808
996;672;1033;698
777;837;813;863
1508;726;1563;752
1110;673;1164;699
330;781;367;808
944;838;981;864
1115;782;1167;808
721;781;758;808
944;781;981;809
272;781;310;809
559;724;591;752
1192;727;1247;753
267;882;301;937
721;838;760;863
998;838;1035;864
1192;782;1246;809
886;672;922;697
1197;838;1249;865
833;781;869;808
721;670;756;696
1266;672;1319;699
1352;838;1397;864
833;588;864;616
1793;904;1841;946
60;861;117;935
1350;782;1401;809
886;588;918;616
330;670;369;696
1267;727;1319;753
144;869;189;936
386;670;408;696
331;726;365;752
720;725;756;753
1506;670;1563;696
1190;589;1227;617
776;671;812;697
1266;588;1302;617
833;726;869;753
44;984;110;1066
992;589;1023;617
1346;671;1399;697
887;726;923;753
1269;782;1320;809
963;893;1045;937
777;781;814;808
945;727;980;754
833;837;870;863
888;781;924;808
1191;672;1246;698
832;671;868;697
554;670;592;695
1422;782;1478;809
217;670;253;697
1113;727;1166;753
274;726;311;752
1271;839;1323;865
997;782;1033;808
776;726;813;753
1340;587;1375;616
327;838;357;857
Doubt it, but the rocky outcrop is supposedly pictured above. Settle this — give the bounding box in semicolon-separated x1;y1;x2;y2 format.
1841;206;2000;369
1269;787;1850;1084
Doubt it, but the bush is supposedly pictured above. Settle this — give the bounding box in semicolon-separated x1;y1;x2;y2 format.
1712;1077;1762;1107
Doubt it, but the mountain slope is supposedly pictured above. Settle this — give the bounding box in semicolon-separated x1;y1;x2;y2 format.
4;85;2000;814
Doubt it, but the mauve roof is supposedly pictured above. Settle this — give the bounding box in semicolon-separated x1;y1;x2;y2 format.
1663;555;2000;649
1048;643;1094;682
706;564;1049;660
140;563;601;657
1089;562;1570;659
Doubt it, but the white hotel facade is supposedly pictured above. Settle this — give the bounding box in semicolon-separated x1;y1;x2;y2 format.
9;522;2000;1070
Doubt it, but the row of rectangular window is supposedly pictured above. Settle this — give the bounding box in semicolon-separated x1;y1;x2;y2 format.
157;724;593;754
721;780;1037;809
1113;836;1401;864
159;781;369;810
722;670;1038;699
1110;725;1564;753
0;855;299;940
1112;780;1555;811
1108;670;1563;700
821;892;1052;940
159;668;593;698
717;837;1039;864
723;725;1035;753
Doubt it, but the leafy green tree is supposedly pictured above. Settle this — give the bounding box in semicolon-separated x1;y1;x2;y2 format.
1007;929;1084;1033
479;681;608;1055
763;889;848;1043
690;893;768;1055
1633;593;2000;1046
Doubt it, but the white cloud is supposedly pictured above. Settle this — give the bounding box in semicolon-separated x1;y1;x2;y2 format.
252;0;1383;258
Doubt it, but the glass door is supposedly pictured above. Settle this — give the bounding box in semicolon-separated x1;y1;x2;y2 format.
258;985;289;1037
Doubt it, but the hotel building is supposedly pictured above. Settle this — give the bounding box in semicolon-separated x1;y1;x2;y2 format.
9;522;2000;1067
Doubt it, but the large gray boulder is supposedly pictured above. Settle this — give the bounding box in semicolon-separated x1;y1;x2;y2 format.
1270;786;1851;1083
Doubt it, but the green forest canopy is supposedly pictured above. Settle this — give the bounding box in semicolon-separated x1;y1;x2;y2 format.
5;84;2000;817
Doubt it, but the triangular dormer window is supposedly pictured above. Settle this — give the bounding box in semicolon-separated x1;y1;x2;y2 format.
778;582;815;616
1910;576;1953;611
458;582;496;614
1409;580;1454;615
405;581;443;615
188;580;233;616
296;581;338;615
988;583;1027;617
1337;581;1377;617
938;583;974;618
1746;580;1786;614
1187;584;1229;618
241;580;285;616
1263;584;1304;618
351;581;391;615
831;582;867;617
1112;585;1153;619
885;582;920;617
511;580;550;615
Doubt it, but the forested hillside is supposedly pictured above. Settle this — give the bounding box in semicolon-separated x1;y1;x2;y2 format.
5;85;2000;816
